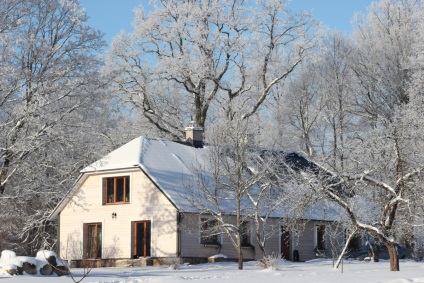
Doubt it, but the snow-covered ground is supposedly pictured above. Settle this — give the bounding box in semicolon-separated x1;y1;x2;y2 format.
1;259;423;283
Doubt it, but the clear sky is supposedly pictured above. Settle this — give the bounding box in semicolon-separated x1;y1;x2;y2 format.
80;0;376;44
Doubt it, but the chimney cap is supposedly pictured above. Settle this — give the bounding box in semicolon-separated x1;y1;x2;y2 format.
185;121;203;131
185;121;203;148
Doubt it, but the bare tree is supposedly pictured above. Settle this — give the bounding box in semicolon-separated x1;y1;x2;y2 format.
350;0;420;123
0;0;114;253
300;100;424;271
106;0;318;139
183;116;259;270
273;60;324;158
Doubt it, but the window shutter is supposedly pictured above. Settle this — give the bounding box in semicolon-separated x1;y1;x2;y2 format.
83;223;87;259
102;178;107;205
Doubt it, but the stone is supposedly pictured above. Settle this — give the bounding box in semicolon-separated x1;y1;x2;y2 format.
4;267;19;276
53;265;70;276
45;255;57;267
39;263;53;275
22;262;37;275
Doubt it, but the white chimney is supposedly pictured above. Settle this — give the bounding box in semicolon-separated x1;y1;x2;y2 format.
185;121;203;148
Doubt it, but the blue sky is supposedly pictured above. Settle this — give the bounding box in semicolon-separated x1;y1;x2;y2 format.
80;0;376;44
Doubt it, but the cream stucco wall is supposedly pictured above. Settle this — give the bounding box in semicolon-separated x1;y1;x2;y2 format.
59;169;178;260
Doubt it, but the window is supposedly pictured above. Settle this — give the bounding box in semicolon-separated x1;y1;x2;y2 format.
240;221;251;246
200;218;219;244
103;176;130;204
84;223;102;259
316;225;326;250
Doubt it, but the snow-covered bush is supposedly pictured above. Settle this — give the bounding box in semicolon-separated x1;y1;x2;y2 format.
164;257;184;270
257;253;284;270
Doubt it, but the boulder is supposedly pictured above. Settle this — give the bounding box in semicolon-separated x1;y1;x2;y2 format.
39;263;53;275
2;265;19;276
53;265;70;276
45;255;57;267
22;262;37;275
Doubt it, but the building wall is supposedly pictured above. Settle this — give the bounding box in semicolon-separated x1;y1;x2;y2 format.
59;169;178;260
180;214;339;261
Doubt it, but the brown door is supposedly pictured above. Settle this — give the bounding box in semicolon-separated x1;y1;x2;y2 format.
133;221;151;258
85;223;102;259
281;226;290;260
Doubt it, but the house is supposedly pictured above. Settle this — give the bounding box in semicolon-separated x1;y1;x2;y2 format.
48;126;342;266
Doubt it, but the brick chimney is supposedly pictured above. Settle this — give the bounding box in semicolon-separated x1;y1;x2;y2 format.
185;121;203;148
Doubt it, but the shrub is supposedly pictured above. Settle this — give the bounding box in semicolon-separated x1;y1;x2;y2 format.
164;257;184;270
257;253;284;270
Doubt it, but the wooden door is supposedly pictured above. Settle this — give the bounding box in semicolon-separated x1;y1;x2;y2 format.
281;226;290;260
133;221;151;258
86;223;102;259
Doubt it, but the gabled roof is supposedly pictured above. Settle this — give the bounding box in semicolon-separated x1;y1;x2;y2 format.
49;136;340;221
83;136;208;213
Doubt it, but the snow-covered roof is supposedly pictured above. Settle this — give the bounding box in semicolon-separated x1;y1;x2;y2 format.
49;136;340;221
82;136;208;212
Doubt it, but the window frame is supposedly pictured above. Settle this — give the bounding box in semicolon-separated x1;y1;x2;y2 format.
103;176;130;205
200;217;219;245
315;224;326;250
240;221;252;247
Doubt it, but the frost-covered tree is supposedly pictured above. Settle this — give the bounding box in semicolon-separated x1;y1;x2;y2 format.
317;32;356;169
182;113;313;269
106;0;318;139
302;94;424;271
272;60;324;158
273;32;355;163
183;116;264;270
351;0;420;123
0;0;109;253
285;0;424;271
0;0;105;195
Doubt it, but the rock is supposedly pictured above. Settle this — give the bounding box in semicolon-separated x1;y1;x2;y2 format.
53;265;70;276
16;266;23;275
45;255;57;267
22;262;37;275
39;263;53;275
4;268;19;276
3;266;19;276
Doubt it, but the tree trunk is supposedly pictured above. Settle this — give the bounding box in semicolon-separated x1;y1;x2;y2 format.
387;243;400;271
373;245;380;262
237;246;243;270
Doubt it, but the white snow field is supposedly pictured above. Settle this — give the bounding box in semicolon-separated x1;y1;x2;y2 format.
1;259;423;283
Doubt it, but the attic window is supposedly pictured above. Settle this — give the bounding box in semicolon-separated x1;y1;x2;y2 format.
103;176;130;204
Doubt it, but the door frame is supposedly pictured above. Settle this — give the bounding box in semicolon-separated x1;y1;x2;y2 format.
280;226;291;260
132;220;151;258
84;222;102;259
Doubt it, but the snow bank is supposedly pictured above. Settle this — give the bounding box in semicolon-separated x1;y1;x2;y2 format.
209;254;227;259
0;250;16;261
36;250;57;259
